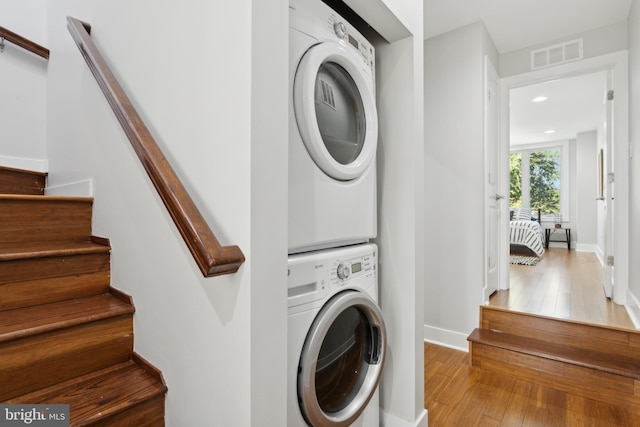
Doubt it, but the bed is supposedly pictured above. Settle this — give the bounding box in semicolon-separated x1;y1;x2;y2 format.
509;208;545;258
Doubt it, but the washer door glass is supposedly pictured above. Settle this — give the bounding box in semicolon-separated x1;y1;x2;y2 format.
294;42;377;181
298;291;386;427
315;62;365;166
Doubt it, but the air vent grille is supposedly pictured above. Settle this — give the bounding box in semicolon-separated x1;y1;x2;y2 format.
530;39;583;70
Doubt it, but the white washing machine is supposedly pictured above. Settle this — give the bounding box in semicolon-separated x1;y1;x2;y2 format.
288;243;386;427
289;0;378;255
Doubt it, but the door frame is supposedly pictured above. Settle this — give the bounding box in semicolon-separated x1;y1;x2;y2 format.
484;55;501;304
498;51;629;306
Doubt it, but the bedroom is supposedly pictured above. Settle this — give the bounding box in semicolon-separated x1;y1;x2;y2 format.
500;69;628;324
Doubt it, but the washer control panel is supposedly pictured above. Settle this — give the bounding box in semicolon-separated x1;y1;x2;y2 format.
331;250;375;284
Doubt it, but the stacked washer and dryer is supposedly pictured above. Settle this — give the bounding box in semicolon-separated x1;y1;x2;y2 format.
287;0;386;426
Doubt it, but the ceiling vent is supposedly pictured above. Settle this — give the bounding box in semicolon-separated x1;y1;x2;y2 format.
530;39;583;70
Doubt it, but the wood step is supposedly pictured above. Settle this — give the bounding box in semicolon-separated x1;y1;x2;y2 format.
6;355;167;427
468;328;640;380
0;239;111;310
0;195;93;244
479;305;640;360
0;166;46;195
0;292;134;343
0;293;134;401
468;329;640;411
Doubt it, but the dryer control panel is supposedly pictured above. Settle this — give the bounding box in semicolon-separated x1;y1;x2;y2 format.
326;14;375;73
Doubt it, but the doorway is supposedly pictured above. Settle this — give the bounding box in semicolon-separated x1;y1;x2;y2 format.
497;51;630;315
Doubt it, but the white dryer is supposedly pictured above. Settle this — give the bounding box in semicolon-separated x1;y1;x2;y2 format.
289;0;378;255
288;243;386;427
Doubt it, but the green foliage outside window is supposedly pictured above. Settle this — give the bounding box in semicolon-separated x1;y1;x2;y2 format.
509;152;522;208
510;149;561;214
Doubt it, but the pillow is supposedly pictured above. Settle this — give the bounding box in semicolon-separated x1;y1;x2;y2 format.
512;208;532;220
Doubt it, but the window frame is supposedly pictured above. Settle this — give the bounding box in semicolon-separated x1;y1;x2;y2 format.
510;140;569;222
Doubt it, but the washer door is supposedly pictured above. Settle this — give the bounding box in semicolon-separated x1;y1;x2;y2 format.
298;290;386;427
293;41;377;181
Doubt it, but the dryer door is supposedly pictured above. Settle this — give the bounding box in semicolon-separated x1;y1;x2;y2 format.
298;290;386;427
293;41;377;181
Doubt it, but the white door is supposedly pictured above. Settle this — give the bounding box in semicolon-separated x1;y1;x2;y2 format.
484;57;501;304
293;41;378;181
603;71;614;298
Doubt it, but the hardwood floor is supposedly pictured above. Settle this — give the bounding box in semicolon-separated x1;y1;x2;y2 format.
491;248;634;329
424;249;639;425
424;342;640;426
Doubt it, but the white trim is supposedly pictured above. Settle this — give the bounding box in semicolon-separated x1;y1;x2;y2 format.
624;289;640;330
575;243;599;252
381;408;428;427
0;156;48;172
595;245;605;266
423;325;469;352
45;179;94;197
500;51;629;304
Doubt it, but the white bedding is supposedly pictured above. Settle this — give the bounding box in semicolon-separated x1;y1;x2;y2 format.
509;220;545;257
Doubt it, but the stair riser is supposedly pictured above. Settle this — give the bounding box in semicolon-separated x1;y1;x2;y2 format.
0;199;92;244
470;342;640;411
0;253;109;287
0;273;110;312
0;272;110;312
84;396;165;427
480;306;640;359
0;168;46;195
0;316;133;401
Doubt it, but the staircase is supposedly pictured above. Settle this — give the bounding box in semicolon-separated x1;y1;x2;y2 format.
468;305;640;411
0;166;167;426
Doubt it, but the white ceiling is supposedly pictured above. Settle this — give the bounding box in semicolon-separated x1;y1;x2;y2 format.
423;0;631;147
509;72;608;146
423;0;631;53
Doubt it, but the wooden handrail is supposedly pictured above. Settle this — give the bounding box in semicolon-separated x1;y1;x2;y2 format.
0;25;49;59
66;17;245;277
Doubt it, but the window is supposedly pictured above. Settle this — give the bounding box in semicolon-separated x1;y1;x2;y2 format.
510;146;563;216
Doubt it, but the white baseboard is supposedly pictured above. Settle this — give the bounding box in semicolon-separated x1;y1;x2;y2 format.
575;243;598;252
0;156;48;172
595;246;605;266
45;179;94;197
625;290;640;330
423;325;469;352
381;408;427;427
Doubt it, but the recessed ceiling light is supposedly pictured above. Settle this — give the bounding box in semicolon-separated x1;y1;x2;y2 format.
532;96;548;103
544;129;556;134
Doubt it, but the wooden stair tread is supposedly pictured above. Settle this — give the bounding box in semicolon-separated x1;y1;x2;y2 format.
5;358;167;424
0;240;110;261
0;294;134;343
0;194;93;202
0;165;48;176
468;328;640;379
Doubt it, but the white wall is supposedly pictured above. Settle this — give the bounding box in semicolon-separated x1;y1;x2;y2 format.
0;0;47;170
627;0;640;324
423;22;499;350
500;20;628;77
43;0;288;425
575;131;599;250
376;28;426;427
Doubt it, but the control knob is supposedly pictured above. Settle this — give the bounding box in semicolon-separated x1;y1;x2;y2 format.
337;263;350;280
333;21;347;40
